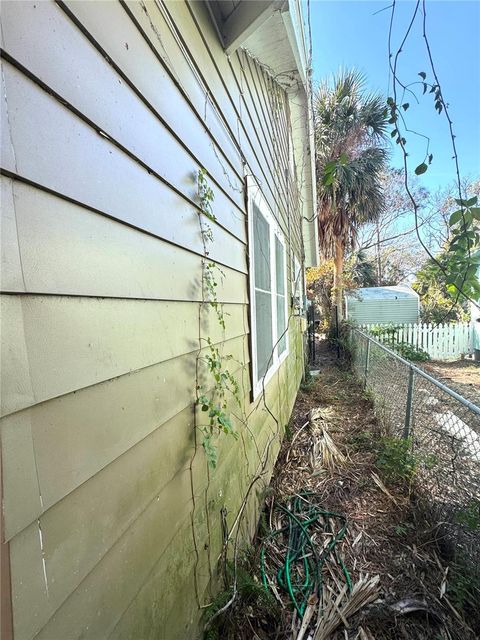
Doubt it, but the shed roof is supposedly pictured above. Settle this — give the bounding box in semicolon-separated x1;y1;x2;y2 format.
345;285;419;301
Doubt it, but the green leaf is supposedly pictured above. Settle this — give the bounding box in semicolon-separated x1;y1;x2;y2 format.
422;83;427;95
218;414;233;431
449;209;463;226
202;435;217;469
467;264;478;278
324;159;336;171
428;153;433;164
471;207;480;221
339;152;348;165
418;71;426;80
415;163;428;176
454;197;477;207
402;103;409;111
391;129;398;138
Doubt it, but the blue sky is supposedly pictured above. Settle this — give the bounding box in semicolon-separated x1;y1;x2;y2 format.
309;0;480;194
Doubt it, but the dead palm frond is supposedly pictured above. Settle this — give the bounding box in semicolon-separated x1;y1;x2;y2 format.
309;408;347;471
314;575;381;640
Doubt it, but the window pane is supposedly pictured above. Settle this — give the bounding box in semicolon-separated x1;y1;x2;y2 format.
253;203;271;291
277;294;287;354
275;237;285;295
255;290;273;378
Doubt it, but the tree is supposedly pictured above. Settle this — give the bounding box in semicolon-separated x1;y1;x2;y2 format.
314;70;389;319
413;177;480;322
350;250;377;287
413;250;471;323
356;168;430;285
307;251;376;326
424;176;480;251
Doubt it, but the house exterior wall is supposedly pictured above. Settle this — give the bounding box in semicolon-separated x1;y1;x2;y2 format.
0;2;314;639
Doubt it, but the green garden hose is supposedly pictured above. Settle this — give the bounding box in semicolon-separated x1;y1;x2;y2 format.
260;492;352;616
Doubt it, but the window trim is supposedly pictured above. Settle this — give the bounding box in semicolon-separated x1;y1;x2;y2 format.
291;252;305;313
247;176;289;400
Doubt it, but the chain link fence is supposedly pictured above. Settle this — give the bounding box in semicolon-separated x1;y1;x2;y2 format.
349;327;480;567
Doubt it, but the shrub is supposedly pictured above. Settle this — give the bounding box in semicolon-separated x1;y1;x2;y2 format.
393;341;430;362
376;436;417;484
366;325;430;362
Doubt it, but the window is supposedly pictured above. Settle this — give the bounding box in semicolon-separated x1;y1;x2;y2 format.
248;178;288;398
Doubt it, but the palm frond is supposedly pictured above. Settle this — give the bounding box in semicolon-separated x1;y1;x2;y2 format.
314;68;388;257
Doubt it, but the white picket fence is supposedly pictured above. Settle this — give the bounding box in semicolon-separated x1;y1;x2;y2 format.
361;322;474;360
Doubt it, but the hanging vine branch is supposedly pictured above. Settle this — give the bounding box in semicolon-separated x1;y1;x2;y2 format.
386;0;480;316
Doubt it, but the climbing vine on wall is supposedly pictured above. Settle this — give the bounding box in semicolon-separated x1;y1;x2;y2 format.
196;168;242;469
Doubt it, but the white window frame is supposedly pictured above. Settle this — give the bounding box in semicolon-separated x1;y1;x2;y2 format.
291;252;305;314
247;176;289;400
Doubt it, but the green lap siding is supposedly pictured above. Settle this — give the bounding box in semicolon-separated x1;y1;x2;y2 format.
0;1;315;638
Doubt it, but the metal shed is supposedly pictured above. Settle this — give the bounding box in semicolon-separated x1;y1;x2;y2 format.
345;285;420;325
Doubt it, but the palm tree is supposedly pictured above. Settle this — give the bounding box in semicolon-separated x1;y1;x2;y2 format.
314;70;389;320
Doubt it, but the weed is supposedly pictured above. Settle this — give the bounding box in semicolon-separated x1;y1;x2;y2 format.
376;436;417;484
455;499;480;531
203;562;279;640
284;422;293;441
362;388;375;403
348;430;376;453
447;561;480;613
300;368;315;392
423;452;439;470
394;521;415;536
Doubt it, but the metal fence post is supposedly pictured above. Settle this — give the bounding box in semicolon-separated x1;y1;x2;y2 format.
403;367;415;439
364;339;370;389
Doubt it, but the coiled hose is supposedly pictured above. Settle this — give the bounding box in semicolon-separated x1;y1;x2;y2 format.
260;492;352;616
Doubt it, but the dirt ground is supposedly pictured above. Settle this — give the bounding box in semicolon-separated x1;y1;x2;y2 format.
209;341;479;640
420;360;480;407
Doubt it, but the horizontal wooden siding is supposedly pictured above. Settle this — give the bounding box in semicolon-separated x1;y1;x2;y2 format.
0;1;309;638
